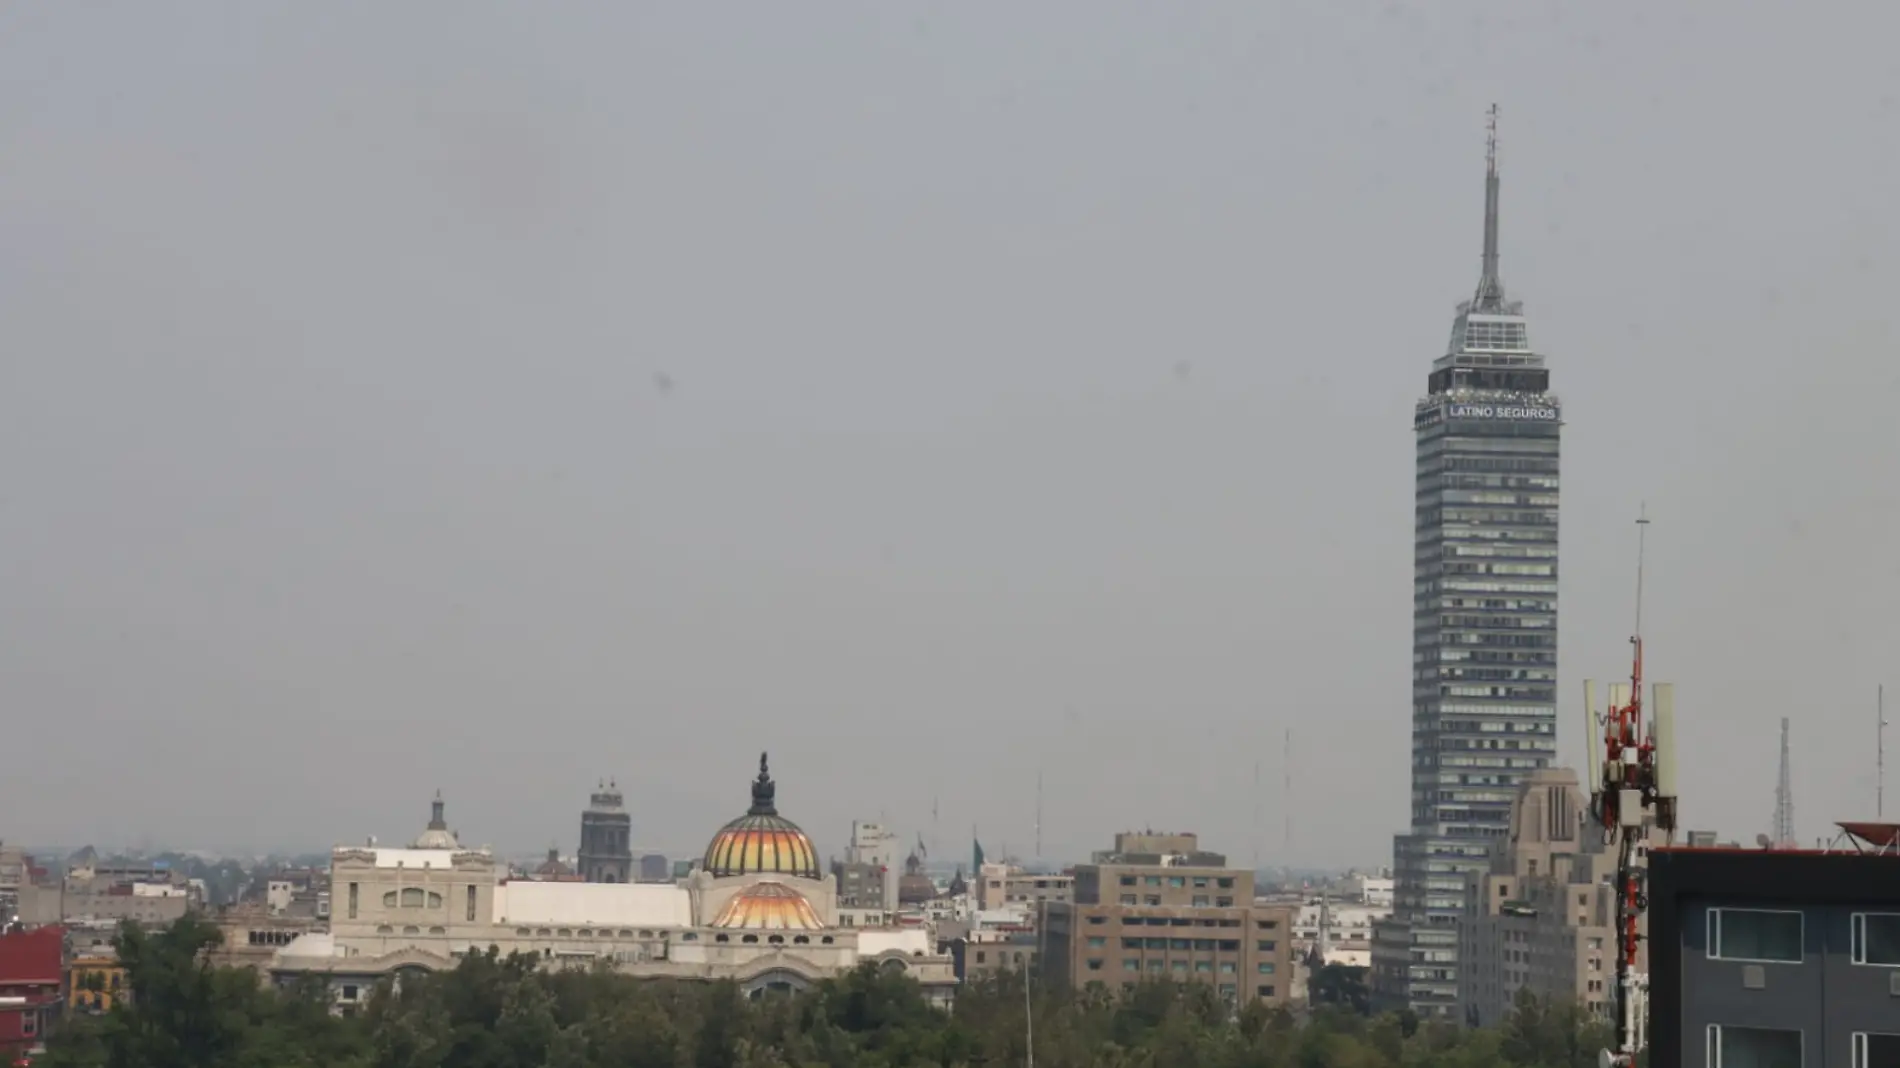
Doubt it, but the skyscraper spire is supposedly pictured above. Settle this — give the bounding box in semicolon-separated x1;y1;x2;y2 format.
1474;103;1506;311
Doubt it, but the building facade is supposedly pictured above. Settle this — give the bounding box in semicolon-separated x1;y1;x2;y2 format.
1649;829;1900;1068
276;757;955;1012
1381;115;1561;1019
0;925;62;1062
1456;768;1633;1027
578;783;634;885
1043;833;1295;1009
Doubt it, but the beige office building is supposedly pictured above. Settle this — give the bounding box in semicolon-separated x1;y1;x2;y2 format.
1044;833;1294;1008
1457;767;1649;1027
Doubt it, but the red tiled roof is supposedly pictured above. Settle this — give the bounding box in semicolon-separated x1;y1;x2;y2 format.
0;927;63;985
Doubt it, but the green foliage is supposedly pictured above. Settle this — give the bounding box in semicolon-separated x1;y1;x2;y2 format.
40;930;1618;1068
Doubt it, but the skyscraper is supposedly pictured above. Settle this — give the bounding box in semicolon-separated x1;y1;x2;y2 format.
1375;108;1561;1018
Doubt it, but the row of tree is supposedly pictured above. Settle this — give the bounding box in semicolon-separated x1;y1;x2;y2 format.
39;917;1622;1068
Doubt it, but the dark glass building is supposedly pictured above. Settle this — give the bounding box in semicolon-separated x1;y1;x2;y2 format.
1377;114;1561;1018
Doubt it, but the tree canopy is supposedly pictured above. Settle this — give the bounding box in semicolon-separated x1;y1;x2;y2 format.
40;919;1616;1068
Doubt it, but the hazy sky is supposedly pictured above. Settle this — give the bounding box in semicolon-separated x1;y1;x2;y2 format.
4;2;1898;869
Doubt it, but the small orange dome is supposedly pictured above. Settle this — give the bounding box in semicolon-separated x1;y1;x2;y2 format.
712;881;824;930
702;753;821;880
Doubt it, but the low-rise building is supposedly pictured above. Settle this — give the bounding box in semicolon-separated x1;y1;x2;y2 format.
1649;822;1900;1068
0;925;63;1062
1044;832;1295;1009
67;953;126;1016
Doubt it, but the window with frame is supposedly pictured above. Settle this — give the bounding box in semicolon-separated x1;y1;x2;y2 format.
1707;909;1803;963
1707;1024;1801;1068
1852;1033;1900;1068
1850;913;1900;966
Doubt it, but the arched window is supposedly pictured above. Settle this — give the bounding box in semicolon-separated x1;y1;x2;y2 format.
402;926;420;935
715;934;729;943
742;934;759;944
400;888;425;908
383;891;399;908
428;926;446;935
793;936;810;945
466;885;478;922
767;935;784;945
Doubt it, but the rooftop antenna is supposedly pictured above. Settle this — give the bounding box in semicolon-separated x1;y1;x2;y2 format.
1034;769;1043;862
1773;719;1796;848
1474;103;1506;311
1283;729;1293;857
1880;686;1888;821
1251;759;1262;871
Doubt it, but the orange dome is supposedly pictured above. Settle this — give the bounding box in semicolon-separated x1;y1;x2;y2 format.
712;881;824;930
702;753;822;881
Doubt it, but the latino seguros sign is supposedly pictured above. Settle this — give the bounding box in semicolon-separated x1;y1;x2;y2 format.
1445;402;1559;422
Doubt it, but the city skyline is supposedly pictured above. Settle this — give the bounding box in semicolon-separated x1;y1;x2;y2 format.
3;3;1897;868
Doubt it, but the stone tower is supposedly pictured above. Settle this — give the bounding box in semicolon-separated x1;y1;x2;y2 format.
578;781;633;884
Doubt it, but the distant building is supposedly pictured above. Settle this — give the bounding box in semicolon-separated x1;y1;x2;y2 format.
844;822;900;910
208;903;323;973
275;756;955;1013
952;933;1039;982
578;783;634;884
1648;824;1900;1068
66;952;126;1016
637;854;672;884
974;864;1073;912
0;924;63;1061
530;848;581;882
1456;768;1645;1027
1044;832;1295;1009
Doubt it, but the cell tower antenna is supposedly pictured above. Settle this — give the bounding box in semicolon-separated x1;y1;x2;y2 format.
1589;506;1677;1068
1034;768;1043;861
1773;718;1796;849
1634;503;1650;642
1251;759;1262;870
1283;729;1293;856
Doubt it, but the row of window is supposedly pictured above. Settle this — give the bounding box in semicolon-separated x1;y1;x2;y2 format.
1095;938;1278;952
1706;908;1900;965
1707;1025;1896;1068
1116;875;1237;889
1116;895;1237;907
1086;959;1275;975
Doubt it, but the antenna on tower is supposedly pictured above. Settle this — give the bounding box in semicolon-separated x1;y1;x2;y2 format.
1283;729;1293;856
1773;718;1796;848
1251;759;1262;871
1634;503;1650;641
1879;685;1888;821
1034;768;1043;861
1474;103;1505;310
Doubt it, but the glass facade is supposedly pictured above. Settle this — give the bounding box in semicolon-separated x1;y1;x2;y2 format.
1391;299;1560;1018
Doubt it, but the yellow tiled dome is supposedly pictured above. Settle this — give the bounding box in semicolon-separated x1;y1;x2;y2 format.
702;753;822;881
711;881;823;930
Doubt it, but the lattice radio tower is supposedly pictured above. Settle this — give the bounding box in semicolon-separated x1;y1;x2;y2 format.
1773;717;1796;848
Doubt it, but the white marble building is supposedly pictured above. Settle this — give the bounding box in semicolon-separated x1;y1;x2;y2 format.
273;755;956;1011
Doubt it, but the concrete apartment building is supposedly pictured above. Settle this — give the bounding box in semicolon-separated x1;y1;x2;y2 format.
1044;832;1295;1009
1649;826;1900;1068
974;864;1073;912
1456;767;1635;1027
